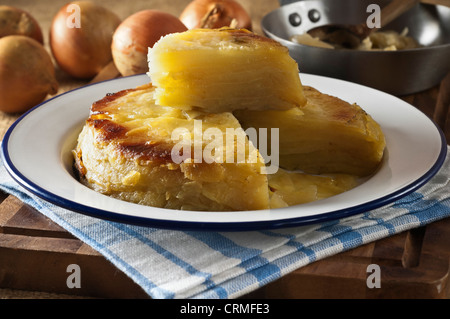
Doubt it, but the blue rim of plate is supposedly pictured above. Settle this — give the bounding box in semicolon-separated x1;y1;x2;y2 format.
0;75;448;231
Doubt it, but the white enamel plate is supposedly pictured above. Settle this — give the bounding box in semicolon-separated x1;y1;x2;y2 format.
1;74;447;231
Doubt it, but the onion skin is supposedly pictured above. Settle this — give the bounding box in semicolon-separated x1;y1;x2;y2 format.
0;6;43;44
112;10;187;76
50;1;121;79
0;35;58;113
179;0;252;30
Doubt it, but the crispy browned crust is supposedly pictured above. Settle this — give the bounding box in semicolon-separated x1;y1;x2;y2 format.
82;83;177;165
222;28;284;47
85;118;128;141
91;88;137;113
302;86;365;123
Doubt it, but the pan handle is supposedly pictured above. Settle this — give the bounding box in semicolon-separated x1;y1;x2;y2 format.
279;0;450;6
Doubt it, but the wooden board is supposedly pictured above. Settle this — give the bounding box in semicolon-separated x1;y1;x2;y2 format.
0;193;148;298
1;192;449;299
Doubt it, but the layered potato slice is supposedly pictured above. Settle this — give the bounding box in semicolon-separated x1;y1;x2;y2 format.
235;86;386;177
147;28;307;113
73;83;269;211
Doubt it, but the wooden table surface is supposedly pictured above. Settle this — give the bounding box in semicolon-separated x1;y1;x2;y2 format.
0;0;449;299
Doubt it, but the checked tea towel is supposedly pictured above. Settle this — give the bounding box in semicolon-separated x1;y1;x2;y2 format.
0;149;449;299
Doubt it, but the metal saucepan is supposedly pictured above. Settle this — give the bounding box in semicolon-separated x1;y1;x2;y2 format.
262;0;450;95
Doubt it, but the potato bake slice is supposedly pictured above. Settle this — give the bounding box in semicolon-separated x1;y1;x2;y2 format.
73;83;269;211
147;28;306;113
234;86;386;177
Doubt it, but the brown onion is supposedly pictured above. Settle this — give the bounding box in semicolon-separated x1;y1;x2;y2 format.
0;35;58;113
112;10;187;76
50;1;121;79
179;0;252;30
0;5;43;44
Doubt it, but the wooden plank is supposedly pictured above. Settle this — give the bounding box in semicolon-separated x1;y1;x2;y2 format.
245;219;450;299
0;234;149;298
433;72;450;132
0;194;148;298
0;195;74;239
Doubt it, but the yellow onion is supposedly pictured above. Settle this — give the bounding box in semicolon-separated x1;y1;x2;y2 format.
50;1;121;79
0;5;43;43
0;35;58;113
179;0;252;30
112;10;187;76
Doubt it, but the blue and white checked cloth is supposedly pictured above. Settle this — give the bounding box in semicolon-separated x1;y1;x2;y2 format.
1;149;449;299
